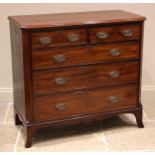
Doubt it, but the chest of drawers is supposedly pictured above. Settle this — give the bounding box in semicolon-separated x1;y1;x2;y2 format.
8;10;146;148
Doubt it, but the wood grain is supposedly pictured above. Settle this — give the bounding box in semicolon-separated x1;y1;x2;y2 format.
33;61;139;96
32;42;140;70
31;29;87;49
34;84;137;121
8;10;145;29
8;10;146;148
90;24;141;43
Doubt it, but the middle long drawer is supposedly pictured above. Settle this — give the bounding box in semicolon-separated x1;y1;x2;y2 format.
32;42;140;70
33;61;139;96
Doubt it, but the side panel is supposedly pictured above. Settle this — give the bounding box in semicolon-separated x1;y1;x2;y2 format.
22;29;33;124
137;21;145;106
10;22;26;120
10;22;33;124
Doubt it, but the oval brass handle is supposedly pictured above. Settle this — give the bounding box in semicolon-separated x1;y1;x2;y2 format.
68;34;79;42
108;70;120;78
109;48;121;57
96;31;108;39
55;103;67;111
122;29;133;37
54;77;67;85
39;36;51;45
108;96;119;104
53;54;66;63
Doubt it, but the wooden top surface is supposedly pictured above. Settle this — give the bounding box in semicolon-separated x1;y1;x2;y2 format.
8;10;146;29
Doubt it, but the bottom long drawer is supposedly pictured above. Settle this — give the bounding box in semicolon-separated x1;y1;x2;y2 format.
34;84;138;122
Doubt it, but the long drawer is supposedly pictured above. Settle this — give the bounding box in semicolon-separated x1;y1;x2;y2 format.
33;61;139;96
32;42;140;70
34;84;137;121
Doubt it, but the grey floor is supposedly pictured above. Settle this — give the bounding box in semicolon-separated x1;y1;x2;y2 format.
0;97;155;152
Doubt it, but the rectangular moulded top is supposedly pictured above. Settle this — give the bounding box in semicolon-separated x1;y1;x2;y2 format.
8;10;146;29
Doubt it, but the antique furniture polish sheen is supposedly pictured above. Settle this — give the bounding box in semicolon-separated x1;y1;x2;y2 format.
8;10;146;148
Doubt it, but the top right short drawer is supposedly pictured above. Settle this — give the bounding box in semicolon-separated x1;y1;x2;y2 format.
90;24;141;44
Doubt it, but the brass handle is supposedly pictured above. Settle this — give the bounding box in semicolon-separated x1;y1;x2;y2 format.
108;96;119;104
96;31;108;39
53;54;66;63
109;48;121;57
39;36;51;45
68;34;79;42
122;29;133;37
55;103;67;111
108;70;120;78
54;77;67;85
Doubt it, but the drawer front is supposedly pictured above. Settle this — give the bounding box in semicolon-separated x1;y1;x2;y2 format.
34;84;137;121
32;42;140;70
33;61;139;95
90;24;141;44
31;29;87;49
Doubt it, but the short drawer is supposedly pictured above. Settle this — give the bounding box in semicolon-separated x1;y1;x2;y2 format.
32;42;140;70
31;29;87;49
34;84;137;121
33;61;139;96
90;24;141;44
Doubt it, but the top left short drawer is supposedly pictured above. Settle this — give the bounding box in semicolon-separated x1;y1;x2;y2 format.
31;29;87;49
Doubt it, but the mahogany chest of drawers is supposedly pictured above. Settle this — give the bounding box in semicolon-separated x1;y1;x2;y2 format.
8;10;146;148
